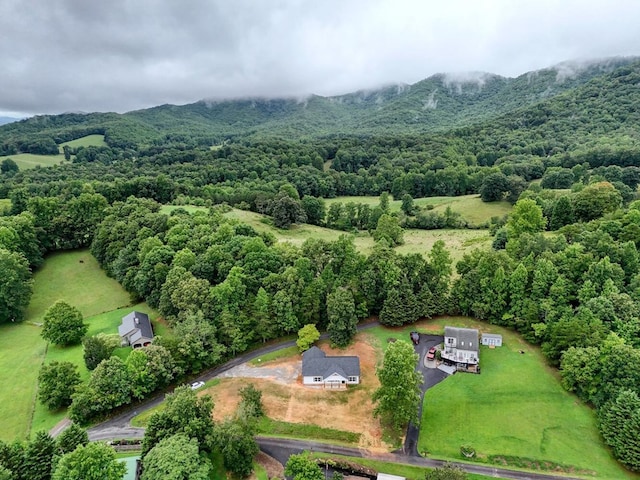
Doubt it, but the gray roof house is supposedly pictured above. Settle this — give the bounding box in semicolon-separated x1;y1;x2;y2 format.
302;346;360;387
118;311;154;348
441;326;479;367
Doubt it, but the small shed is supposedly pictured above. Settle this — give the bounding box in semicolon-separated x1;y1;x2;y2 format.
481;333;502;347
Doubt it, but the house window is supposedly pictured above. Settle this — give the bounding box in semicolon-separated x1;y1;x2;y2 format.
461;341;464;347
348;376;357;382
447;338;453;344
313;377;322;382
469;342;472;347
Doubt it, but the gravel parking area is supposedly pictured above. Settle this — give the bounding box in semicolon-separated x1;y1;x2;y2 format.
217;362;301;384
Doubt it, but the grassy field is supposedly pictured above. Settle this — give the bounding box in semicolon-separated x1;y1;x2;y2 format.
59;134;106;150
223;208;491;262
0;249;147;441
0;152;66;170
0;134;106;170
416;317;635;478
324;194;512;226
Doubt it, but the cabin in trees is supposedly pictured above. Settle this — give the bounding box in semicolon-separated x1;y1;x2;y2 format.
119;311;154;348
302;346;360;387
441;326;479;372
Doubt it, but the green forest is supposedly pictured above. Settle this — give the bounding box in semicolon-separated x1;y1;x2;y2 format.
1;58;640;476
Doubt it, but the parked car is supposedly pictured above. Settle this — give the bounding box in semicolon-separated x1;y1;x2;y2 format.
190;381;205;390
426;346;437;361
410;331;420;345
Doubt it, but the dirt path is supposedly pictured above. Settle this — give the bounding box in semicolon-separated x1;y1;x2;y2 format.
49;418;71;438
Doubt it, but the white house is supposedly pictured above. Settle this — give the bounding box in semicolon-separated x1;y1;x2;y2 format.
118;311;154;348
441;326;479;366
481;333;503;347
302;346;360;387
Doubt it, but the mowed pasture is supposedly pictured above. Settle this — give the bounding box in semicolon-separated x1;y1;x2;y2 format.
0;134;106;170
0;249;142;441
324;194;512;226
416;317;635;479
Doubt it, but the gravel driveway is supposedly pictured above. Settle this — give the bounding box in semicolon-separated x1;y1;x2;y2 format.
217;362;301;384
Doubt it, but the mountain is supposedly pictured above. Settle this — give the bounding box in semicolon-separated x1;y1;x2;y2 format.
0;116;22;126
1;56;639;150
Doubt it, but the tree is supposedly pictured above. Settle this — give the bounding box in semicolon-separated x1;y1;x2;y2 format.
0;440;25;479
373;214;404;246
297;324;320;352
326;288;357;347
141;434;211;480
573;181;622;222
379;281;418;327
401;193;415;215
284;452;324;480
56;423;88;455
373;341;422;428
599;390;640;471
52;442;126;480
141;385;215;456
301;196;326;226
215;419;259;477
379;192;390;213
41;301;87;346
238;384;264;420
505;199;545;240
549;196;575;230
38;361;81;410
270;192;307;229
86;356;131;412
479;172;510;202
82;335;115;370
0;248;32;324
0;158;18;175
425;463;467;480
24;431;56;480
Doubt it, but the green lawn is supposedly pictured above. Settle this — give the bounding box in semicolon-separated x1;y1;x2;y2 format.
0;249;148;441
324;194;512;226
25;249;132;322
0;153;66;170
417;318;635;479
0;134;106;171
59;134;106;150
30;304;158;435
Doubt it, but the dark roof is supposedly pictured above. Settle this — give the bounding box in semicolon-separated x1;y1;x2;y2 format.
444;326;479;352
302;346;360;378
119;311;154;340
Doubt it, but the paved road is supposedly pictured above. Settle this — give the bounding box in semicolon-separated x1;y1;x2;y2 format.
403;333;448;455
257;437;581;480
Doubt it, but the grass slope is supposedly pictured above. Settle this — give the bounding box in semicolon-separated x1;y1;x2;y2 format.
222;207;492;262
59;134;106;150
417;318;635;478
0;152;65;170
324;194;512;226
0;249;142;441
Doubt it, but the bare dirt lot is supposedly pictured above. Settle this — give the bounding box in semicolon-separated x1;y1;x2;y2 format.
203;334;389;449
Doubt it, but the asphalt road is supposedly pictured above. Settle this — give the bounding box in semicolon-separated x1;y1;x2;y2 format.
257;437;581;480
403;333;448;456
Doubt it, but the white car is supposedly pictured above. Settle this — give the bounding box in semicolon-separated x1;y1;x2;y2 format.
190;381;205;390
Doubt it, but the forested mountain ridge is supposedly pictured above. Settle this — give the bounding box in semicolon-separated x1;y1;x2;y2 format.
0;56;638;152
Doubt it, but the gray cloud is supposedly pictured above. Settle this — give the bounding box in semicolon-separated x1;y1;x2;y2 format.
2;0;640;116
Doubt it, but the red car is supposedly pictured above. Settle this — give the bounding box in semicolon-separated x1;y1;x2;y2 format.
426;346;437;361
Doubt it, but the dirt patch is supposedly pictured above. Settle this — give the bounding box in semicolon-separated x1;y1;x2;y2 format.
204;336;389;450
252;452;283;479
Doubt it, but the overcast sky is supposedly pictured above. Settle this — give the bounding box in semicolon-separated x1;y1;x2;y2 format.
2;0;640;117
